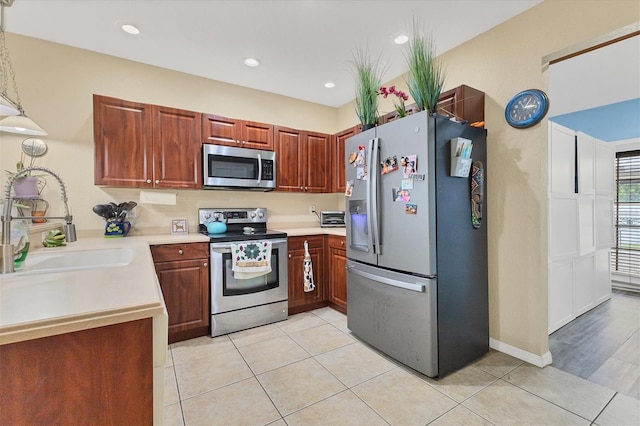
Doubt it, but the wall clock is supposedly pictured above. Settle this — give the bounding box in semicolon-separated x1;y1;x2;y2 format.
505;89;549;128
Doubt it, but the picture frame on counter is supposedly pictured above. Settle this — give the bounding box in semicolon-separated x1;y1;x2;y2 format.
171;219;188;235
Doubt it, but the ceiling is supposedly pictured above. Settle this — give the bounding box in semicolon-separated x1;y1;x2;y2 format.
3;0;542;108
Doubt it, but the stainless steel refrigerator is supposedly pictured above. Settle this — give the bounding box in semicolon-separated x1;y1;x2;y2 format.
345;111;488;378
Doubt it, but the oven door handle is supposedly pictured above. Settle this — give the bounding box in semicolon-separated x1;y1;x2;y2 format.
211;247;231;254
210;238;288;251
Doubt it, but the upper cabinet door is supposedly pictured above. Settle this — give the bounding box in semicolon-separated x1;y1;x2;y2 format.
274;126;304;191
331;125;359;193
93;94;153;187
202;114;242;146
153;106;202;189
241;120;274;150
304;131;331;193
202;114;274;151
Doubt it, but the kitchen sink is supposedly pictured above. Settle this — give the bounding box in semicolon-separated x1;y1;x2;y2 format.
15;247;135;275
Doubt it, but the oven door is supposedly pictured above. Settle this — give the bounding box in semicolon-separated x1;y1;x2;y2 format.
210;238;288;314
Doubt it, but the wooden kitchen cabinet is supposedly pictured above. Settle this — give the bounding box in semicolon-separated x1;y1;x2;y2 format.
151;243;210;343
379;104;420;124
275;126;331;193
0;318;153;425
326;235;347;313
93;94;202;189
202;114;274;150
331;125;360;193
287;235;327;314
436;84;485;126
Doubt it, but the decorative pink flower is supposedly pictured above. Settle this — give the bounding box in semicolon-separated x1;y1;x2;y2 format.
379;86;410;117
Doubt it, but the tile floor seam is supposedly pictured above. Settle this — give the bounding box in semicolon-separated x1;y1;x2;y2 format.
590;391;619;426
340;387;394;426
426;374;501;405
251;371;287;423
496;377;600;423
233;337;314;383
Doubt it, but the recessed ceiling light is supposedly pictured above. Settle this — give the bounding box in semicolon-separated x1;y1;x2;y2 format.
121;24;140;35
393;33;409;45
324;82;335;89
243;58;260;67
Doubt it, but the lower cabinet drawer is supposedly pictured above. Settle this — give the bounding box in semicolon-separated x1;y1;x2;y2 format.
150;242;209;262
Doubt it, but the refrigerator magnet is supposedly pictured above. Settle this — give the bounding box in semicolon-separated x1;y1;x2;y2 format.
409;173;425;181
345;180;354;197
405;204;418;214
348;152;358;165
393;188;411;202
401;179;413;190
356;166;367;180
355;146;366;167
381;155;399;175
392;187;401;202
401;155;417;178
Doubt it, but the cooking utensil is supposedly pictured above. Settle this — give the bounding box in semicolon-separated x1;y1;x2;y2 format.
92;204;104;217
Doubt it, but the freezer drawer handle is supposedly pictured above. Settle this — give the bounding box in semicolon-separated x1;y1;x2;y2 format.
348;266;425;293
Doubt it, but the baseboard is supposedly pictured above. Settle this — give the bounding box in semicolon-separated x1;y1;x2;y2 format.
489;338;553;368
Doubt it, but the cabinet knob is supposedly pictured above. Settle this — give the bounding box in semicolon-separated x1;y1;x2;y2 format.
178;249;183;255
305;186;308;191
203;262;208;267
299;186;304;191
146;179;152;184
155;179;160;184
236;140;241;144
288;254;292;258
242;141;246;144
341;241;344;245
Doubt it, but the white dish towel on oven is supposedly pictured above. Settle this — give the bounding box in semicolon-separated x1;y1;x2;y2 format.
231;240;272;280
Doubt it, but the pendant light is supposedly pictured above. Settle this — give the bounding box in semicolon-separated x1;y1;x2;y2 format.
0;0;47;136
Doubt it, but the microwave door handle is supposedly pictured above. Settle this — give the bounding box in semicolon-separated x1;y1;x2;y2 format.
257;154;262;185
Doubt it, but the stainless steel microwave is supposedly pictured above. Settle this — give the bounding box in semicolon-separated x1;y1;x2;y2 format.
202;144;276;191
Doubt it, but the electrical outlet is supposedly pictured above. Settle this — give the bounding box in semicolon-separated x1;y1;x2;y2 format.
309;205;316;215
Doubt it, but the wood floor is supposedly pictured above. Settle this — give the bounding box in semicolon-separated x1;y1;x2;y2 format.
549;289;640;400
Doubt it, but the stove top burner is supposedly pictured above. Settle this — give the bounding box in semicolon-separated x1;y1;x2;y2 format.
197;208;286;242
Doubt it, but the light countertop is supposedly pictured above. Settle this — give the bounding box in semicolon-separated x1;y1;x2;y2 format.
0;227;341;345
271;226;346;237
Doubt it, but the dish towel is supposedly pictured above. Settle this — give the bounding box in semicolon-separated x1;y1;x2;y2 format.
303;240;315;292
231;241;272;280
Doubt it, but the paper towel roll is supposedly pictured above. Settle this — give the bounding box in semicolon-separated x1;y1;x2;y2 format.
139;190;177;205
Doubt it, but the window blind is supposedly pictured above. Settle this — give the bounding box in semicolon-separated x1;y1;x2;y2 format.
612;150;640;277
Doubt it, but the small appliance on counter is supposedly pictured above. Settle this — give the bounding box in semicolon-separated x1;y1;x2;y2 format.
320;211;345;228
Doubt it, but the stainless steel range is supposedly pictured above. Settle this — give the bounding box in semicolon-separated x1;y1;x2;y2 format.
198;208;288;337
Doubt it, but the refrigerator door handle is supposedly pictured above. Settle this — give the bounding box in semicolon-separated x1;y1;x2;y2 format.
370;137;381;254
363;137;376;254
347;265;426;293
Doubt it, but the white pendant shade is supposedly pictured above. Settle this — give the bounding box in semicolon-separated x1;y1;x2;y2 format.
0;113;47;136
0;95;19;116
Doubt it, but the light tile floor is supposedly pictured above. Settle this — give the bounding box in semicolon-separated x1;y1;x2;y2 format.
165;307;640;425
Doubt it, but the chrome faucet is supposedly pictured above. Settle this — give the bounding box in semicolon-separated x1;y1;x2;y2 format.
1;166;77;273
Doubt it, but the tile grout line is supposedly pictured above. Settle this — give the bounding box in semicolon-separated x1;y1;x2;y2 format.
589;392;618;426
499;373;607;423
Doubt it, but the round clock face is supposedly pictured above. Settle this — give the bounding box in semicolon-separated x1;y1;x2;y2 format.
505;89;549;128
